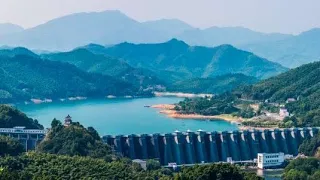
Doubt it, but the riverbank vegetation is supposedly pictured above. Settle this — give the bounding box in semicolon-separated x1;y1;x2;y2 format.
175;61;320;128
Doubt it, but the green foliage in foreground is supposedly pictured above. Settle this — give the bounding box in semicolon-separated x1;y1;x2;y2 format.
0;136;24;156
0;152;173;180
283;158;320;180
0;153;261;180
0;105;43;129
36;119;112;160
175;164;262;180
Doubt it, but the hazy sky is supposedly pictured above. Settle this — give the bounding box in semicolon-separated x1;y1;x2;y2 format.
0;0;319;34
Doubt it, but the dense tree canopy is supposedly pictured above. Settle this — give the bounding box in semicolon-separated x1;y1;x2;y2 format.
0;136;24;156
36;119;112;160
0;105;43;129
168;74;258;94
283;158;320;180
175;93;239;116
0;152;174;180
175;163;262;180
236;61;320;127
298;133;320;157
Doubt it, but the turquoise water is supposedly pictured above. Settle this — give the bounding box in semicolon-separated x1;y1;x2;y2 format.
17;97;238;135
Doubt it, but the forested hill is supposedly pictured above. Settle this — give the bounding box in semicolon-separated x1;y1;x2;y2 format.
0;54;140;103
42;48;166;90
83;39;288;80
168;74;258;94
0;47;37;58
0;105;43;129
235;61;320;127
236;61;320;102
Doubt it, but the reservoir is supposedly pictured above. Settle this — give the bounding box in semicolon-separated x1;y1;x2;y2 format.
17;97;238;135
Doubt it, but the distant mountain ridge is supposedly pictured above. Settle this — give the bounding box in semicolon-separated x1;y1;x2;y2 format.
0;11;293;51
82;39;287;80
0;10;318;68
0;23;24;36
241;28;320;68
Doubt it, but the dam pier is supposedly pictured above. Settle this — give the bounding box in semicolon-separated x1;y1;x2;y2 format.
103;128;319;165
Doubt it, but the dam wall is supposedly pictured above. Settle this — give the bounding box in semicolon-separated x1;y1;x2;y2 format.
103;128;319;165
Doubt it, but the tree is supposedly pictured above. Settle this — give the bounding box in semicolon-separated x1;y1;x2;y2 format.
37;119;111;159
284;169;308;180
174;163;262;180
0;136;24;156
51;118;62;128
283;158;320;180
146;159;161;170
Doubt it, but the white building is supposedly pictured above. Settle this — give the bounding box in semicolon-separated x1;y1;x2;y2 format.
286;98;296;103
257;153;284;169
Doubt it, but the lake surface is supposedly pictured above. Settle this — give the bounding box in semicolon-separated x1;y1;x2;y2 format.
17;97;238;135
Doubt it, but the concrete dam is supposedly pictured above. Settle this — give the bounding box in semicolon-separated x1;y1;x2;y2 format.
103;128;319;165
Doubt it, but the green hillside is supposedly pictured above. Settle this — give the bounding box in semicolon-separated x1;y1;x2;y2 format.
235;61;320;126
176;61;320;127
236;61;320;102
0;55;140;103
90;39;287;80
0;47;38;57
168;74;258;94
0;105;43;129
42;48;166;90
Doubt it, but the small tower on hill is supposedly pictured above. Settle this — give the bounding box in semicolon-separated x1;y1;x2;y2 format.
64;114;72;126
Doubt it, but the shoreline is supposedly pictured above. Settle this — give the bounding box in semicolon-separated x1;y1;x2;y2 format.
151;104;279;131
154;91;213;98
151;104;243;123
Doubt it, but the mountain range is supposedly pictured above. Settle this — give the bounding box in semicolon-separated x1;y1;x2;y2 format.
0;38;288;103
0;23;24;36
41;48;165;90
0;10;319;68
241;28;320;68
80;39;287;80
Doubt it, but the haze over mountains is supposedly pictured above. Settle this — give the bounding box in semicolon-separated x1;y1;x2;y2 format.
80;39;287;80
0;23;24;36
0;10;319;68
